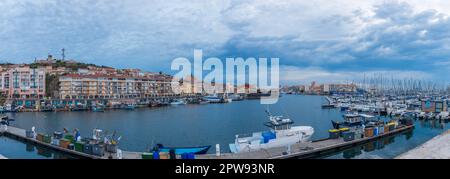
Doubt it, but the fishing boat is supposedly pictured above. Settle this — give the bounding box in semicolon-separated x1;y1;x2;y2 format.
229;110;314;153
203;94;222;103
70;103;88;111
154;144;211;155
229;94;244;101
332;113;364;129
40;105;54;112
321;104;336;109
0;106;6;113
170;99;187;105
5;104;21;113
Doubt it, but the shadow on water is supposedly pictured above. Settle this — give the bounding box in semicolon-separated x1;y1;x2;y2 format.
320;130;413;159
323;117;449;159
0;136;78;159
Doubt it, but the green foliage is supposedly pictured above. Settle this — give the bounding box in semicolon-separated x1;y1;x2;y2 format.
45;74;61;98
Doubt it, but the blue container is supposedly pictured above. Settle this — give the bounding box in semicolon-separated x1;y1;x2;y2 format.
26;131;34;138
181;153;195;159
374;127;379;136
83;144;93;155
262;131;276;143
153;151;160;159
92;144;105;156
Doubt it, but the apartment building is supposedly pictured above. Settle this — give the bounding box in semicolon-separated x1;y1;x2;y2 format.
0;66;46;98
59;74;173;99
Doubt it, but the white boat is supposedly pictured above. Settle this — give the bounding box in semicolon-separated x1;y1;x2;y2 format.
230;94;244;101
418;112;426;118
229;110;314;153
203;94;222;103
425;112;435;119
436;112;449;120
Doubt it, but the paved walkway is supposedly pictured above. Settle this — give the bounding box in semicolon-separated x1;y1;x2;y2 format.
396;130;450;159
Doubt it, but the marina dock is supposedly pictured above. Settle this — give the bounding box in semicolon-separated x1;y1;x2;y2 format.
396;130;450;159
0;126;102;159
1;124;414;159
197;124;414;159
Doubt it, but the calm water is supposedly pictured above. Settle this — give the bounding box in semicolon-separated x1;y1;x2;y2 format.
0;95;448;159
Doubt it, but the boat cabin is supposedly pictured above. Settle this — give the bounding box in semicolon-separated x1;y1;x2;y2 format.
343;114;363;123
264;115;294;131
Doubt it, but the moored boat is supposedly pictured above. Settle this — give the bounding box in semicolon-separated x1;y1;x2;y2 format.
229;110;314;153
170;99;187;105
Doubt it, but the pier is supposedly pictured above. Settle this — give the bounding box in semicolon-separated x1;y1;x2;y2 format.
0;124;414;159
197;124;414;159
0;126;102;159
396;130;450;159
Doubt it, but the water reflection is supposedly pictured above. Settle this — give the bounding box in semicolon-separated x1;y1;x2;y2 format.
0;137;77;159
325;130;414;159
417;119;447;129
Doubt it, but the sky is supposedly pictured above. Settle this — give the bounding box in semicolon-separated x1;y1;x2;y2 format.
1;0;450;85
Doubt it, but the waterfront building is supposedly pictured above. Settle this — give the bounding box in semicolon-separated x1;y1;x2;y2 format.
421;100;448;113
329;84;357;93
59;74;174;99
0;66;46;99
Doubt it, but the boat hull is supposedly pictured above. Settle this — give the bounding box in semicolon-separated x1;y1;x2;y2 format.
157;145;211;155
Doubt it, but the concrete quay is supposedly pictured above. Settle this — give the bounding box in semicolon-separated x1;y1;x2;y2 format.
396;130;450;159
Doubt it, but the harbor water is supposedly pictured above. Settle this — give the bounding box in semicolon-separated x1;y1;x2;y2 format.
0;95;448;159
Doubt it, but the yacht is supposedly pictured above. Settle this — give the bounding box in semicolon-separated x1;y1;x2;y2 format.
229;110;314;153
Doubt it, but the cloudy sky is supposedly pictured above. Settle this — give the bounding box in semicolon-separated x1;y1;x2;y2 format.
1;0;450;85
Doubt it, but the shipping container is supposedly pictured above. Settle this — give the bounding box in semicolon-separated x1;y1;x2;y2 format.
92;144;105;156
342;131;355;142
159;152;169;159
26;131;34;138
64;135;75;143
75;142;85;152
328;129;340;139
51;138;60;146
142;153;153;159
384;125;390;133
36;133;44;142
378;125;385;134
364;128;374;138
59;139;71;149
68;144;75;150
106;144;118;153
339;128;350;137
83;144;93;155
43;135;52;143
